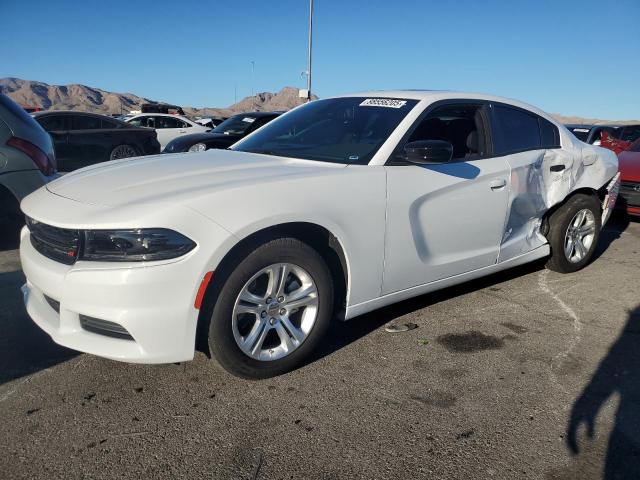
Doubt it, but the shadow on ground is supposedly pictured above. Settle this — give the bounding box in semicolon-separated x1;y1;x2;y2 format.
0;268;78;386
564;305;640;480
0;219;22;252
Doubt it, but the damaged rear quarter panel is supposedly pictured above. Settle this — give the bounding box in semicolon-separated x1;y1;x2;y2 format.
498;138;618;263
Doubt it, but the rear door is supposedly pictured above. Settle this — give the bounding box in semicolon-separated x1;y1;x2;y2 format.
154;116;190;149
37;114;70;169
488;103;563;262
65;114;107;171
383;101;511;294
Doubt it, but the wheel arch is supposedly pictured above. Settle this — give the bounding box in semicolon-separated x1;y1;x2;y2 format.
195;221;350;355
540;187;603;236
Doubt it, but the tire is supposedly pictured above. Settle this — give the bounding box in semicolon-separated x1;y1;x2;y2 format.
109;144;138;160
545;193;601;273
207;237;334;379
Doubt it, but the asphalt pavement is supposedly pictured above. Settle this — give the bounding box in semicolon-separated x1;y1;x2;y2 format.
1;216;638;480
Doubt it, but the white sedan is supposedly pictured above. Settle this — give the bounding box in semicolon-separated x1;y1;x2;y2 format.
20;91;619;378
125;113;209;149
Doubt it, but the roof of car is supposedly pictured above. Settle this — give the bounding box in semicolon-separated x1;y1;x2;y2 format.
335;90;559;123
33;110;114;118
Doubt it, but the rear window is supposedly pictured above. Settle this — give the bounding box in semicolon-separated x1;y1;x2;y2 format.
539;118;560;148
491;105;541;154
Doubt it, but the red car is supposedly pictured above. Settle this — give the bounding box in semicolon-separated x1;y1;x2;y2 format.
618;138;640;216
601;131;632;156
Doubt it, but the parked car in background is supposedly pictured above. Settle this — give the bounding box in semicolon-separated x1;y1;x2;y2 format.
565;123;640;147
565;124;620;145
20;91;619;379
125;113;209;149
34;111;160;172
195;117;225;129
617;138;640;216
600;131;632;156
0;94;55;224
164;112;281;153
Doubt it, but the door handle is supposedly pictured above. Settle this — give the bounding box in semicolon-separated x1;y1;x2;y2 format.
550;164;566;172
490;179;507;190
179;130;186;133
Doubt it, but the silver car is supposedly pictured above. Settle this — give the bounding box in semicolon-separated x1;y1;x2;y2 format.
0;94;55;224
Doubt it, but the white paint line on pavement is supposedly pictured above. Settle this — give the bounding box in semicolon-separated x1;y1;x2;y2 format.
538;269;583;394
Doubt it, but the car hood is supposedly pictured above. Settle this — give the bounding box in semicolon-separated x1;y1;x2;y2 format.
163;132;238;152
618;150;640;183
46;149;346;208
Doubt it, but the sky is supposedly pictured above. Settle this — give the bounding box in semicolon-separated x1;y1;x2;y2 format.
1;0;639;119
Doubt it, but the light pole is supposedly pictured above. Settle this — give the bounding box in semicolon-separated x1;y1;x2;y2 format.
306;0;313;102
250;60;256;110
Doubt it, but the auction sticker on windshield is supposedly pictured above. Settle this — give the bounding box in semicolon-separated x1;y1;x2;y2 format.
360;98;407;108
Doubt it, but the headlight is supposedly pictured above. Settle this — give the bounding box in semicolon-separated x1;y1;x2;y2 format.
188;143;207;152
81;229;196;262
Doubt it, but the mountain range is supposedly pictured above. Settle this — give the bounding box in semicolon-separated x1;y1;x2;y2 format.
0;78;313;118
0;77;636;124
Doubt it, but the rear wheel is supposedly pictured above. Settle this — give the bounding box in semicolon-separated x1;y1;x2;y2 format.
545;194;601;273
109;144;138;160
207;237;334;379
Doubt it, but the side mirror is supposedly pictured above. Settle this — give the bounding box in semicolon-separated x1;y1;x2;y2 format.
404;140;453;164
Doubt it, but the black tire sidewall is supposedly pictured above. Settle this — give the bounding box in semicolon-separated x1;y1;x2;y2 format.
208;238;333;379
547;194;601;273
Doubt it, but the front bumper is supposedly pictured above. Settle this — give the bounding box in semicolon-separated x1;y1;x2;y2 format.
20;218;229;363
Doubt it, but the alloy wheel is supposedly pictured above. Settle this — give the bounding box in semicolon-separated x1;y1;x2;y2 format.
231;263;319;361
110;145;138;160
563;209;596;263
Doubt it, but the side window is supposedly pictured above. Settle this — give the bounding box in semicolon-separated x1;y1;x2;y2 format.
248;117;271;132
620;126;640;142
72;115;101;130
491;105;540;154
38;115;67;131
178;119;190;128
101;119;119;129
404;104;487;160
156;116;182;129
539;117;560;148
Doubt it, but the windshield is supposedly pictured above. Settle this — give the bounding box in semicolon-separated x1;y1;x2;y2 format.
233;97;418;164
213;114;258;135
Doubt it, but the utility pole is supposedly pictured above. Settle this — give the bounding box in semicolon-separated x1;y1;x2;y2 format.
306;0;313;102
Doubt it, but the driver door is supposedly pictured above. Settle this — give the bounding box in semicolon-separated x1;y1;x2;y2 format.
382;102;510;294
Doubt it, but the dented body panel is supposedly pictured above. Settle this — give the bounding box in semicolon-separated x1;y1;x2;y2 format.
498;136;618;263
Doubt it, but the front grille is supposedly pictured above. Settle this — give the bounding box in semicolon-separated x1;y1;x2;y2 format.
79;315;134;341
620;182;640;208
26;217;80;265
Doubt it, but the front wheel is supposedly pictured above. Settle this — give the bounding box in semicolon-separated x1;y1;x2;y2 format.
545;193;602;273
207;238;334;379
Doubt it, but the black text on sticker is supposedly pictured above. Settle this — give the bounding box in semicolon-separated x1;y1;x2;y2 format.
360;98;407;108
